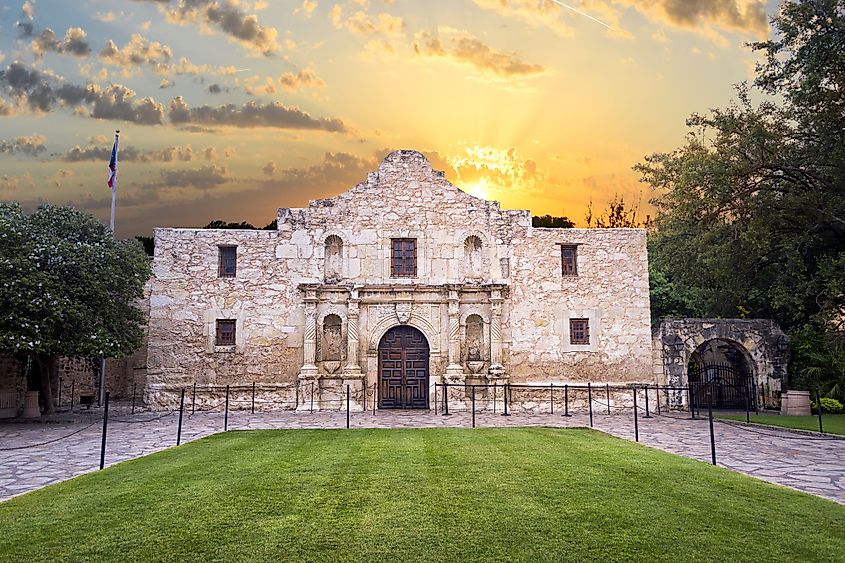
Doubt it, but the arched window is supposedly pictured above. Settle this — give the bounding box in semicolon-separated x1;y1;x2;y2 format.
322;314;343;361
324;235;343;282
464;235;483;278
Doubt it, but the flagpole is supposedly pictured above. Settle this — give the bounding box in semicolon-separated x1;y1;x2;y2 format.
101;130;119;406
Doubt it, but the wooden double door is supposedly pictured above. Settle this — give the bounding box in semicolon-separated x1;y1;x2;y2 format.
378;326;429;409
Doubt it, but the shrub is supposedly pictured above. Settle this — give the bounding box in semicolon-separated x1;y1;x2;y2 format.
810;397;844;414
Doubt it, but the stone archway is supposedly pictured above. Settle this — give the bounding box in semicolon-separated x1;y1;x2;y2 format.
687;338;755;409
378;326;430;409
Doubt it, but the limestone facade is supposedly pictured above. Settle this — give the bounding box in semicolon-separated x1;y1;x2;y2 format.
145;150;653;410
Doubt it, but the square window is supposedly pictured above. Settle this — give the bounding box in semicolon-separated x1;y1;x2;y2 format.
561;245;577;276
216;319;236;346
218;246;237;278
570;318;590;345
391;238;417;277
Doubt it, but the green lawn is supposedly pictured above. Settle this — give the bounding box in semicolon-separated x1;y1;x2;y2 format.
718;413;845;436
1;428;844;562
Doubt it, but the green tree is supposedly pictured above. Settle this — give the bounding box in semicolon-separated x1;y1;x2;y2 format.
0;204;152;413
532;214;575;228
637;0;845;383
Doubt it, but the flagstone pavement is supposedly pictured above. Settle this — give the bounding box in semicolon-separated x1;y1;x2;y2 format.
2;405;844;505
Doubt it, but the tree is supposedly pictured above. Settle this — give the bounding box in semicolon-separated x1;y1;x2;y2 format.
585;194;650;228
0;204;152;413
532;214;575;228
204;219;257;229
637;0;845;383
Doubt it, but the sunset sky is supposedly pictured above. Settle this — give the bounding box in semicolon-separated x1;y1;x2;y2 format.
0;0;779;237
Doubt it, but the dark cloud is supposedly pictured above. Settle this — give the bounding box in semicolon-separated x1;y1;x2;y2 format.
0;134;46;156
0;62;165;124
414;30;545;77
168;96;348;132
60;144;208;162
207;83;223;94
132;0;280;55
32;27;91;57
159;164;229;189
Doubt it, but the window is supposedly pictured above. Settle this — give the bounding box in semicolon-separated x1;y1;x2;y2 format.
391;238;417;277
560;245;577;276
218;246;237;278
216;320;236;346
570;318;590;345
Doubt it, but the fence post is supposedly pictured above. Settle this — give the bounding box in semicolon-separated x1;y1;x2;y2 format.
816;388;824;434
745;382;751;424
177;387;185;446
633;386;639;442
251;382;256;414
708;383;716;466
70;379;75;411
471;385;476;429
502;383;510;416
643;385;651;418
346;385;350;429
434;383;438;416
192;382;196;414
99;392;110;470
550;383;554;415
131;382;137;414
364;382;368;413
588;382;593;428
606;383;611;415
443;383;450;416
374;382;378;416
224;384;230;432
58;377;62;409
563;384;570;417
493;382;497;414
688;385;696;420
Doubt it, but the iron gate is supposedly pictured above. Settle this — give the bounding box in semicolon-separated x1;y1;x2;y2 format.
688;362;753;410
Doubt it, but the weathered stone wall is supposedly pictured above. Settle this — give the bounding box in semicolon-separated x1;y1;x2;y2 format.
145;150;654;409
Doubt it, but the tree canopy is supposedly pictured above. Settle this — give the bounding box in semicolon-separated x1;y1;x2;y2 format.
0;204;152;412
638;0;845;390
532;215;575;228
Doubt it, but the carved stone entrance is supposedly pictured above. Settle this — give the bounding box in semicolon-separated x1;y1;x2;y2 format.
378;326;429;409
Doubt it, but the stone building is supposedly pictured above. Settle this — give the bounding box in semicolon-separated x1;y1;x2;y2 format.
145;150;653;411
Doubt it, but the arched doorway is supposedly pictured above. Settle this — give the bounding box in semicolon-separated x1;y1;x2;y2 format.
378;326;429;409
687;338;754;409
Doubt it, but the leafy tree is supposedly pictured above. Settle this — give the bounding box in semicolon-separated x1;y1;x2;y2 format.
135;236;154;256
637;0;845;385
532;214;575;228
204;220;257;229
0;204;151;413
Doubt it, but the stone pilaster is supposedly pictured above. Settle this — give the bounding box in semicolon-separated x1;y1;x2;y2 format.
343;287;363;375
488;288;506;378
444;286;464;380
297;286;319;411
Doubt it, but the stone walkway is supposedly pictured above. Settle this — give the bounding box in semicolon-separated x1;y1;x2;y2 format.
1;406;844;504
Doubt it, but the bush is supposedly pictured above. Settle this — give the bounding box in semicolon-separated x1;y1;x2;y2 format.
810;397;844;414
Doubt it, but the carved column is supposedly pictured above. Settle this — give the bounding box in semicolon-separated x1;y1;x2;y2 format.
489;288;506;377
297;286;319;411
343;288;362;375
445;286;465;379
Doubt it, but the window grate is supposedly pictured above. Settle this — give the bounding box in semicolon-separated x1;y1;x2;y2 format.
561;245;577;276
570;318;590;345
216;319;236;346
218;246;237;278
391;238;417;277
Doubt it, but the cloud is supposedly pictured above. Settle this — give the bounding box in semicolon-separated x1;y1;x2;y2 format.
414;29;545;78
446;144;553;198
99;34;172;75
279;68;326;91
329;4;405;37
135;0;281;55
262;161;276;176
60;143;218;162
31;27;92;57
16;1;35;37
0;134;46;156
168;96;348;132
160;164;229;188
0;173;35;194
472;0;576;37
0;62;165;124
295;0;317;18
610;0;768;37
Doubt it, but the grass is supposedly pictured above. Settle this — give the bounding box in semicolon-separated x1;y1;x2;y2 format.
1;428;844;562
718;413;845;435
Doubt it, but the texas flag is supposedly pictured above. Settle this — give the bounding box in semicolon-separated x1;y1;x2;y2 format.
107;136;118;190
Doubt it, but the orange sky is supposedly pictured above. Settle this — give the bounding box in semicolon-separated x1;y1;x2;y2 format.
0;0;778;236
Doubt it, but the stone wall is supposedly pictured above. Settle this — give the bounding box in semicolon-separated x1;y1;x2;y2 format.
146;150;654;410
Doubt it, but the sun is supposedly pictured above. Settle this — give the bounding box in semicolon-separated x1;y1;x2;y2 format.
462;178;489;200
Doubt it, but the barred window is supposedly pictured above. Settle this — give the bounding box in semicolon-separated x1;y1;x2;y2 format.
218;246;237;278
570;318;590;345
216;320;236;346
391;238;417;277
561;245;577;276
